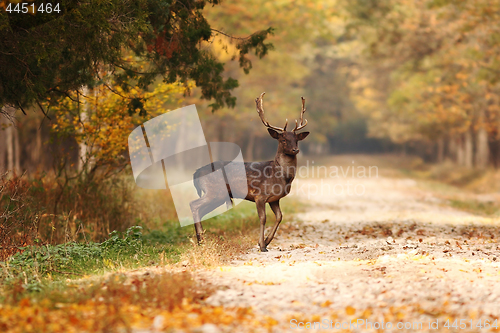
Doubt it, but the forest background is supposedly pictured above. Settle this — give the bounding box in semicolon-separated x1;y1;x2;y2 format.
1;0;500;252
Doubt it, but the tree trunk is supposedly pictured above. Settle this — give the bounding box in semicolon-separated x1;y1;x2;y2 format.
30;123;43;172
78;86;90;172
448;136;457;162
0;114;5;172
475;125;489;169
254;137;263;160
245;134;255;161
489;138;500;168
455;136;465;166
436;138;444;163
464;130;473;168
400;142;407;157
14;122;20;173
6;123;13;172
174;110;187;169
3;106;16;172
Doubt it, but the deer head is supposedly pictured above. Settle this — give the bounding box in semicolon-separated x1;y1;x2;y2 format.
255;92;309;156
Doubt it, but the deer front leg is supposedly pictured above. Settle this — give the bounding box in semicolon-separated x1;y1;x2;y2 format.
256;198;268;252
265;200;282;246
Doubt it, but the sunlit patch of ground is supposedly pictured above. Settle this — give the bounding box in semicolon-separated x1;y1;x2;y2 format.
201;175;500;332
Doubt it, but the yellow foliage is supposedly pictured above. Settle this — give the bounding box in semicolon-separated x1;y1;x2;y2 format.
49;81;191;172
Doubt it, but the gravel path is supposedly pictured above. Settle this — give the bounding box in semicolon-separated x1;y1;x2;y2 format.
201;176;500;332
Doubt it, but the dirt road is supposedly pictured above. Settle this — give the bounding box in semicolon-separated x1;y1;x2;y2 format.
201;174;500;332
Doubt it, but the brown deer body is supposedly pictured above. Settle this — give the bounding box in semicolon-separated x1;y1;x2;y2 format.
190;93;309;252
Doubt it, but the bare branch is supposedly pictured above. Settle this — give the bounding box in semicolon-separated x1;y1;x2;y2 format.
211;29;257;41
36;100;52;120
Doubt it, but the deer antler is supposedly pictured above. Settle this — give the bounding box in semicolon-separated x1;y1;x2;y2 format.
255;92;288;132
293;96;308;132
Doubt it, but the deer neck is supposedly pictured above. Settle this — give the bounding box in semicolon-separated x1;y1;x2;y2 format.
274;151;297;181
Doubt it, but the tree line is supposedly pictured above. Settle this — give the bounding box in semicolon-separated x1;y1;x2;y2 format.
341;0;500;168
2;0;499;173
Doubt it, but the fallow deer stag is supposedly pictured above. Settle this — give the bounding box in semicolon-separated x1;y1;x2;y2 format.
190;92;309;252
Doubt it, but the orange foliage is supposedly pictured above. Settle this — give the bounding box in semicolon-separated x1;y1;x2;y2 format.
147;32;180;59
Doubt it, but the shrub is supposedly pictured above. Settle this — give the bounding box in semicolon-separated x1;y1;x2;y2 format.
0;173;39;260
0;171;139;260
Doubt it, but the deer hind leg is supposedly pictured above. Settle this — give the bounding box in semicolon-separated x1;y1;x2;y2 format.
265;200;282;246
194;222;204;244
190;198;205;244
256;198;268;252
190;192;227;245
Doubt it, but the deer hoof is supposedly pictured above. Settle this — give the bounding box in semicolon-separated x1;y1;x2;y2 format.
260;247;268;252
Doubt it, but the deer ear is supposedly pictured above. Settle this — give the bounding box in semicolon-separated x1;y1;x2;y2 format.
267;128;280;139
296;131;309;141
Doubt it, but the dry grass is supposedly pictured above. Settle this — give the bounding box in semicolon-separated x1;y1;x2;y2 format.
0;225;262;332
132;186;178;228
0;226;263;332
0;270;229;332
0;171;140;255
0;170;179;260
180;234;254;268
0;173;39;260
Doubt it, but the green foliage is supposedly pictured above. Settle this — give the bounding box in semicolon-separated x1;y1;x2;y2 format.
101;226;144;252
3;227;135;277
0;0;273;113
0;226;179;293
236;28;275;74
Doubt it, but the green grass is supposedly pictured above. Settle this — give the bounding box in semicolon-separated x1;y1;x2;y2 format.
0;226;177;297
448;199;500;216
141;199;299;244
0;198;301;304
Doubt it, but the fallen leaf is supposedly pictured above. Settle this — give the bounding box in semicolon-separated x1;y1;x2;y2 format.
346;306;356;315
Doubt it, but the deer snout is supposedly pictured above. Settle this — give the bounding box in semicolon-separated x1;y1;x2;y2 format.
292;148;299;154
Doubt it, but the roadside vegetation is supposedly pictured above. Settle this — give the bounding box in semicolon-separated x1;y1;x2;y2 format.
0;170;299;331
378;155;500;216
